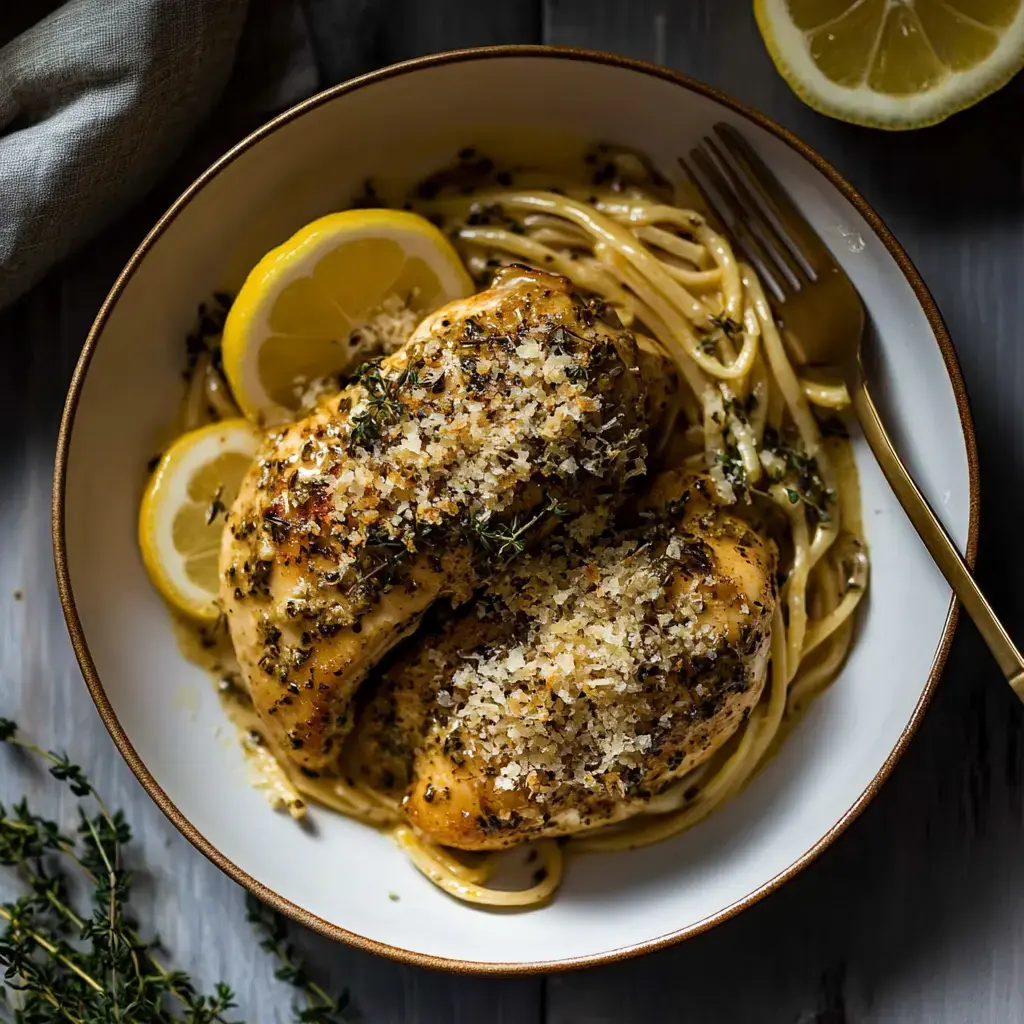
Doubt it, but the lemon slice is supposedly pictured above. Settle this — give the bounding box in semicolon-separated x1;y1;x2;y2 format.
139;419;260;621
222;209;474;424
755;0;1024;129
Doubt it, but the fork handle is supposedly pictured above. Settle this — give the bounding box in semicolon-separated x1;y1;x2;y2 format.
851;382;1024;700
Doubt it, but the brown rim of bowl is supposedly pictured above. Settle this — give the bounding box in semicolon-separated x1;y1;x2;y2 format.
52;44;980;975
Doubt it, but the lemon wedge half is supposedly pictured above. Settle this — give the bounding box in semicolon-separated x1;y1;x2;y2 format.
139;419;260;621
755;0;1024;129
221;209;473;425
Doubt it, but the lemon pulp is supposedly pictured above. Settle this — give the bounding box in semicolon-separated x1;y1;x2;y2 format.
222;210;473;424
257;238;445;409
172;450;253;596
139;419;260;621
756;0;1024;128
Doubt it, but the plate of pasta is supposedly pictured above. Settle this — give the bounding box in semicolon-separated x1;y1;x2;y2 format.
55;47;977;971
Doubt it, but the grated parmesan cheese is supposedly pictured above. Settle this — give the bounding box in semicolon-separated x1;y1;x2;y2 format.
433;523;768;806
295;294;422;414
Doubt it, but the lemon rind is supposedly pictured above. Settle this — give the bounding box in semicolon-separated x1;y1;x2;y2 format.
139;419;259;622
755;0;1024;130
222;210;473;424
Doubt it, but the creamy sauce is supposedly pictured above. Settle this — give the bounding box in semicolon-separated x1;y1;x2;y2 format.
766;426;866;758
173;427;864;824
164;145;868;885
172;613;309;818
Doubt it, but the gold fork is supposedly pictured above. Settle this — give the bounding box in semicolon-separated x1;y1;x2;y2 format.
682;122;1024;700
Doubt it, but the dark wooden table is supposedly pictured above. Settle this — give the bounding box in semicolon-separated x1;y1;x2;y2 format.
4;2;1024;1020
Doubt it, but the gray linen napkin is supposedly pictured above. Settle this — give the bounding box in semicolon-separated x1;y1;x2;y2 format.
0;0;250;308
0;0;520;310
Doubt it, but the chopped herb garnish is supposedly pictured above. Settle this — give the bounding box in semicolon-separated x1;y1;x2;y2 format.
761;427;834;524
710;314;743;338
699;315;744;358
184;292;233;377
206;486;227;525
819;416;849;439
263;510;291;542
469;496;566;563
348;359;418;450
716;444;746;490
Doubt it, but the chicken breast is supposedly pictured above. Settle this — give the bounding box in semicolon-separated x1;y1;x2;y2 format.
220;267;653;770
344;471;777;849
636;335;686;470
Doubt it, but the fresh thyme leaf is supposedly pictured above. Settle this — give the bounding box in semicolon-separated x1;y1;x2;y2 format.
245;895;352;1022
710;314;742;338
0;721;352;1022
468;495;566;563
46;752;95;799
699;314;743;356
548;326;591;382
349;414;381;449
761;427;834;525
348;359;418;451
724;395;755;423
715;444;747;495
207;487;227;526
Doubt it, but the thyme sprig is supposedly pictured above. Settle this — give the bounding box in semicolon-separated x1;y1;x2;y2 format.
716;426;834;526
351;529;410;595
0;719;351;1022
245;897;349;1024
348;359;418;450
469;496;568;563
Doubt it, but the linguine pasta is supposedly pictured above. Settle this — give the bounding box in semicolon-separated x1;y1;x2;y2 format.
179;147;868;908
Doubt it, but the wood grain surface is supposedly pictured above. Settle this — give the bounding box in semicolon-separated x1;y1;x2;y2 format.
3;1;1023;1020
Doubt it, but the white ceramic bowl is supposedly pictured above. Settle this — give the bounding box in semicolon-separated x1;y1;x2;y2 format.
54;47;978;972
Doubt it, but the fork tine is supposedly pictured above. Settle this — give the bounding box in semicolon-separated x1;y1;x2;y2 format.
681;149;791;304
703;136;808;291
713;123;824;277
675;153;726;234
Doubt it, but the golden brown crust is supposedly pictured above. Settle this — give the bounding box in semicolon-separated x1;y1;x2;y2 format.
346;471;777;850
221;269;651;768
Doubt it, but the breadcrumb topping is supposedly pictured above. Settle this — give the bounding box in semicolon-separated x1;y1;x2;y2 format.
295;294;421;414
228;273;646;620
435;518;768;805
223;270;652;757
